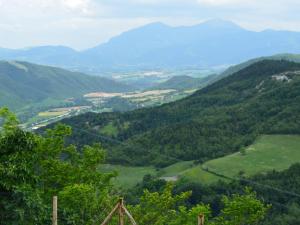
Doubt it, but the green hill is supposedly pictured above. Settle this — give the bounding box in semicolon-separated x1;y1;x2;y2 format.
221;53;300;78
149;75;217;91
0;61;132;111
52;60;300;167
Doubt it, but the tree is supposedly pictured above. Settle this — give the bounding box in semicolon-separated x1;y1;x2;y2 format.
130;183;210;225
130;185;269;225
240;148;247;156
0;107;116;225
215;188;270;225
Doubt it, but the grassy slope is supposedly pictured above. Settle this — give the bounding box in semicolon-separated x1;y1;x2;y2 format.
99;161;194;188
103;135;300;187
99;164;157;188
160;161;194;177
183;135;300;183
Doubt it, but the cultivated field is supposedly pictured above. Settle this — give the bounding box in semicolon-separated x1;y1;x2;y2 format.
38;111;68;117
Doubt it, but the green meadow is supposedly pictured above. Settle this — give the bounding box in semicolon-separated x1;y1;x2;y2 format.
100;135;300;187
99;164;157;188
183;135;300;183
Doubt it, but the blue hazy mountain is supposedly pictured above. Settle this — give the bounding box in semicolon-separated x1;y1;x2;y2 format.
2;19;300;72
0;46;80;68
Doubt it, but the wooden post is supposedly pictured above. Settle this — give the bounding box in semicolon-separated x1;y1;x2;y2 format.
101;198;137;225
119;198;124;225
101;203;120;225
123;206;137;225
198;214;204;225
52;196;58;225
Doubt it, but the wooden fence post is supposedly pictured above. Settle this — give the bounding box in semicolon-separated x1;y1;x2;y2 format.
52;196;58;225
101;203;120;225
198;214;204;225
101;198;137;225
119;198;124;225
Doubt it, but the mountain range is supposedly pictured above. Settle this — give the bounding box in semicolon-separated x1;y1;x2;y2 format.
52;59;300;167
2;19;300;73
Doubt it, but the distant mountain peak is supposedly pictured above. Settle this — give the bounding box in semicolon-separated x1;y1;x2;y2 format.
143;22;169;28
199;19;244;30
2;19;300;71
129;22;171;33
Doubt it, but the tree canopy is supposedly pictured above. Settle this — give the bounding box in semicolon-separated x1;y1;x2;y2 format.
0;107;270;224
0;107;116;225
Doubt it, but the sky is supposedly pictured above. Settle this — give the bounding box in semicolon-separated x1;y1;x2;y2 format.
0;0;300;50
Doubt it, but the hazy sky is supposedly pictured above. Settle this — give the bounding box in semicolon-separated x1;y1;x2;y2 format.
1;0;300;50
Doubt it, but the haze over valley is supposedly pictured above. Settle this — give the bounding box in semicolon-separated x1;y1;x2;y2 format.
2;19;300;74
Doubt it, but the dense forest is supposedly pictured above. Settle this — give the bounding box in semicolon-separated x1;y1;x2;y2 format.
0;108;269;225
52;60;300;167
125;162;300;224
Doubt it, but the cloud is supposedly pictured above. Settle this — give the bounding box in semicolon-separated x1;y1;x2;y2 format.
0;0;95;15
197;0;243;6
61;0;94;14
62;0;89;8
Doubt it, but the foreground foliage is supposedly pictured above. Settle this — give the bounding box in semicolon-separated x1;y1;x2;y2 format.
0;107;115;225
0;108;270;224
130;184;269;225
126;162;300;225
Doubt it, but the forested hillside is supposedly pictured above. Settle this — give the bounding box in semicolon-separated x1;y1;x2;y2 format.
0;108;270;225
221;53;300;78
0;61;132;111
149;75;217;90
51;60;300;167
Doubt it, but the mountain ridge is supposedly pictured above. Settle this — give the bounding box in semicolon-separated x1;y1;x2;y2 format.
49;59;300;167
149;75;217;90
0;60;133;111
2;20;300;73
